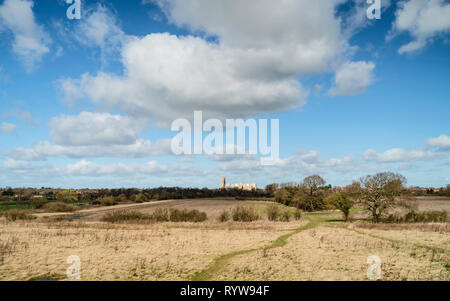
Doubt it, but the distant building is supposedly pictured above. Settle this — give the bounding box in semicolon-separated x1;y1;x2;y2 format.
221;177;226;189
221;177;257;191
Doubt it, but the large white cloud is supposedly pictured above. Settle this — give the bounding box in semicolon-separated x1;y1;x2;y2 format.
0;0;50;72
50;112;147;146
61;1;374;125
7;138;173;161
390;0;450;54
329;61;375;96
363;148;443;163
427;134;450;151
62;33;308;124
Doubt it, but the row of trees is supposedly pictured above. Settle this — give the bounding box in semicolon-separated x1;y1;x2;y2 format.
272;172;409;223
0;186;271;204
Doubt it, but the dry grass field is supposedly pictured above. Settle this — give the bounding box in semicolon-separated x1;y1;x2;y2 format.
0;197;449;281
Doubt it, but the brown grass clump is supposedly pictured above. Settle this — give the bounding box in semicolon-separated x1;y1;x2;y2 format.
43;202;75;213
266;204;280;221
218;210;230;222
279;210;292;222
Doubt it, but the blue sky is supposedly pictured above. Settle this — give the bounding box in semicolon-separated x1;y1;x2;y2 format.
0;0;449;189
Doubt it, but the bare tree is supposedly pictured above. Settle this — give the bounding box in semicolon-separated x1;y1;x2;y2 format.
300;175;327;211
359;172;407;223
302;175;326;196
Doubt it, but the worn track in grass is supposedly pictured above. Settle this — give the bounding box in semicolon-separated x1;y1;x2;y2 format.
190;214;326;281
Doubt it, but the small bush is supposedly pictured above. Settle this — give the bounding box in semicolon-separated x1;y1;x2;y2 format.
279;210;292;222
151;208;169;222
3;210;36;221
98;197;117;207
102;210;150;223
218;210;230;222
134;193;147;203
43;202;75;213
266;204;280;221
293;209;302;220
232;206;260;222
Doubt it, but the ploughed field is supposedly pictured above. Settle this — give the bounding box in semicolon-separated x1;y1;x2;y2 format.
0;198;449;281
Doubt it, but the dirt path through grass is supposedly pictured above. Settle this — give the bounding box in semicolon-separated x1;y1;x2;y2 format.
190;214;326;281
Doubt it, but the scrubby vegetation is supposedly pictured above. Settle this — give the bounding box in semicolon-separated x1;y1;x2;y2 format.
231;206;261;222
102;208;208;223
385;210;448;223
3;210;36;221
169;209;207;222
42;202;75;212
102;210;150;223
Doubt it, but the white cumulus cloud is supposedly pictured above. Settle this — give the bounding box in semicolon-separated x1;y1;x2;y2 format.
0;0;50;72
61;1;374;125
50;112;148;146
427;134;450;151
329;61;375;96
390;0;450;54
363;148;443;163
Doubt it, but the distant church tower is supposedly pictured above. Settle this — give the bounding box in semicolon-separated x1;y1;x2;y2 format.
220;176;226;189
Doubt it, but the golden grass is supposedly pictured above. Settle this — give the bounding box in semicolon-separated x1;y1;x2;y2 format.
0;219;300;281
218;226;449;281
1;198;449;281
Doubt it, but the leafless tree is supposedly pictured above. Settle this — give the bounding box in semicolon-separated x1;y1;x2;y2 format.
359;172;407;223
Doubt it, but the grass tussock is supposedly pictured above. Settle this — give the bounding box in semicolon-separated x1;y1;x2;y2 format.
3;210;36;221
43;202;75;213
218;210;230;222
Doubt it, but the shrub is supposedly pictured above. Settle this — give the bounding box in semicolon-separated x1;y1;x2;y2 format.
232;206;260;222
102;210;150;223
279;209;292;222
218;210;230;222
169;209;207;222
101;208;208;223
151;208;169;222
293;209;302;220
43;202;75;213
3;210;36;221
385;210;448;223
31;198;47;209
266;204;280;221
134;193;147;203
98;197;117;207
325;192;354;222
